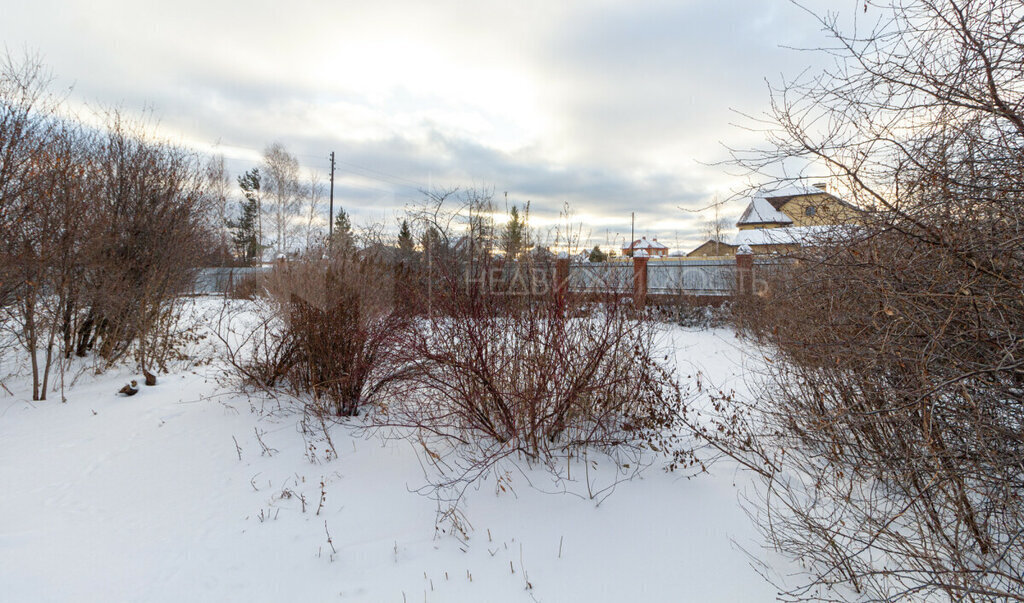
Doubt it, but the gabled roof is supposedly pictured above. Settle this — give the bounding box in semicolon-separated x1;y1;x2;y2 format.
736;198;794;227
622;237;669;251
759;185;861;212
686;240;737;257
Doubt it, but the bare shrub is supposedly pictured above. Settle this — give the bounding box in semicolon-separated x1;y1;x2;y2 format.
223;246;408;417
376;191;685;506
217;297;296;392
704;1;1024;599
385;297;673;457
228;270;268;300
652;297;731;330
75;112;212;377
717;228;1024;600
1;54;217;398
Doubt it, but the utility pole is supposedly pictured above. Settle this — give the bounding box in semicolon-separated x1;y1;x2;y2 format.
328;151;336;240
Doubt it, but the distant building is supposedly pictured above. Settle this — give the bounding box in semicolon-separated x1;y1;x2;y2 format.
622;236;669;257
731;184;861;255
686;240;738;258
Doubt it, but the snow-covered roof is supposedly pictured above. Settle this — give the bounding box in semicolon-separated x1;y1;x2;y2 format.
732;225;850;247
622;237;669;251
736;198;794;227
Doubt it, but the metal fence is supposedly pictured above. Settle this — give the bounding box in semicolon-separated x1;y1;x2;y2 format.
568;262;634;293
568;259;737;297
192;258;759;298
646;259;736;297
190;266;270;295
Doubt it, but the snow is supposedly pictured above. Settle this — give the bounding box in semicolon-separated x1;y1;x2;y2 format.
623;237;669;252
0;300;791;602
732;224;848;247
735;198;793;227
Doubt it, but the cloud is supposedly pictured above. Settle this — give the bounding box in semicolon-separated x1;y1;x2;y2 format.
1;0;851;251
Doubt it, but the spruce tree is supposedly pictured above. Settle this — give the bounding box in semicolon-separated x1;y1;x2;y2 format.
501;205;528;260
236;168;263;258
421;225;443;258
330;207;355;254
227;198;261;265
397;219;415;257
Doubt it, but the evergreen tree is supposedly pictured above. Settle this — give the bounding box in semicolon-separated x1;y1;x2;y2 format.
227;197;261;265
421;225;443;258
331;207;354;250
501;205;529;260
397;219;415;257
236;167;263;260
588;245;607;262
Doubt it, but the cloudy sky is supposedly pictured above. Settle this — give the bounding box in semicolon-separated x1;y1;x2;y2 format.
2;0;853;251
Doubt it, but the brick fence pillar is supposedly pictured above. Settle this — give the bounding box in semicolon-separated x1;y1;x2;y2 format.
736;245;753;297
633;253;649;309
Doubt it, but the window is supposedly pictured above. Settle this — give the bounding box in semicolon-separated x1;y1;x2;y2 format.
805;205;817;217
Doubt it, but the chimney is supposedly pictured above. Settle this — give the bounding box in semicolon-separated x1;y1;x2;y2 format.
813;182;828;192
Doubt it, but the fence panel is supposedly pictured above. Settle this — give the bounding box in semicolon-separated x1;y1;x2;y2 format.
191;266;270;295
646;259;736;297
568;259;738;297
568;262;634;293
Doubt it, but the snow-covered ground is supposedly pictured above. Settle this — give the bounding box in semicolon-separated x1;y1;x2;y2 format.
0;300;789;602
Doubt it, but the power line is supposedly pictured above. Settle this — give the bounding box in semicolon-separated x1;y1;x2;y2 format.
332;158;424;189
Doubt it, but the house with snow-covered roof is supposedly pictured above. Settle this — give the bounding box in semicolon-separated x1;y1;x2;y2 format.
622;236;669;258
730;183;861;255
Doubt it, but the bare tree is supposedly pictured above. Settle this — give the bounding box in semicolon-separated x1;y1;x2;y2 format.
0;53;91;400
262;142;302;256
205;153;232;265
465;187;497;258
2;116;96;400
0;52;55;308
304;169;325;250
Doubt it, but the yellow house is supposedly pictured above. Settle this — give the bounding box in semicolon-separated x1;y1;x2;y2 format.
732;185;860;255
737;184;859;230
686;240;737;258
